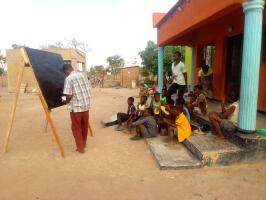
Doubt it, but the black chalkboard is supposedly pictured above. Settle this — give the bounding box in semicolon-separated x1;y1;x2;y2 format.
25;47;66;109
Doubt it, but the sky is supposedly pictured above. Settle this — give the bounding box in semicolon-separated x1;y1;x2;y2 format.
0;0;177;68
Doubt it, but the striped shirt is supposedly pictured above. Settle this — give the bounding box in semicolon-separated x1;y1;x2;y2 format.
63;71;91;112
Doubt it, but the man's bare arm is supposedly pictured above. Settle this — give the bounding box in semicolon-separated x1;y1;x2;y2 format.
220;106;236;119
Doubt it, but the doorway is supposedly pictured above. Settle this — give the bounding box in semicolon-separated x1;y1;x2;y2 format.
226;34;243;99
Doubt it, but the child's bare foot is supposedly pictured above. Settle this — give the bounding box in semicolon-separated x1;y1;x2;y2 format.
168;143;179;149
213;137;225;143
122;130;130;134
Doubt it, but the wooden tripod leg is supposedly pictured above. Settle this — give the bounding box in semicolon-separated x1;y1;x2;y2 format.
44;118;48;133
38;94;65;157
3;65;25;153
88;122;93;137
43;109;51;133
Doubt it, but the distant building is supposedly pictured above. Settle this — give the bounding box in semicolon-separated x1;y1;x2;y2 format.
6;48;87;92
120;66;140;88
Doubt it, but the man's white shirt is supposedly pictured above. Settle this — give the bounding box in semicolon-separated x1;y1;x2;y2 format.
172;61;186;85
63;71;91;112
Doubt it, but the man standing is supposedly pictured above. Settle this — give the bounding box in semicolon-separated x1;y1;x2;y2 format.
62;64;91;153
166;51;187;101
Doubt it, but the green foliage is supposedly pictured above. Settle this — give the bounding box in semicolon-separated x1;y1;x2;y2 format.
106;55;124;75
0;50;6;75
139;41;157;76
0;68;4;76
11;44;27;49
89;65;104;76
40;37;91;53
139;41;186;76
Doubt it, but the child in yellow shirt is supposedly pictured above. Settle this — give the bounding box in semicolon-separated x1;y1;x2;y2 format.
164;99;191;147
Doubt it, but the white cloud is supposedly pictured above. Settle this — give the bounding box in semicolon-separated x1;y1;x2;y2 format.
0;0;177;67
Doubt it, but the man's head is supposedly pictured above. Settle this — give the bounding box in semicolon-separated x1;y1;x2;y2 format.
170;106;182;117
140;95;148;104
194;84;203;96
154;92;160;102
202;64;210;74
162;88;167;96
175;98;185;113
173;51;182;63
63;64;74;76
128;97;134;105
228;91;239;103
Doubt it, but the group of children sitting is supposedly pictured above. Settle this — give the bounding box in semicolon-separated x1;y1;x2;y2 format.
102;83;240;147
102;86;206;147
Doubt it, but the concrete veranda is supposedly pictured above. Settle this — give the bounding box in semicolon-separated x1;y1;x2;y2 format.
0;88;265;200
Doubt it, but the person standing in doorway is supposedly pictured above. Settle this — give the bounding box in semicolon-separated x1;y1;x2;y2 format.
166;51;188;102
62;64;91;154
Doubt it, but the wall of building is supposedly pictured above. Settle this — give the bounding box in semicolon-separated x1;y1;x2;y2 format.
6;49;38;92
121;67;140;88
7;48;87;93
190;8;266;111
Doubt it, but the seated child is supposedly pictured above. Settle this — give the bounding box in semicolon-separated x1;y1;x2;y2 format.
136;95;148;117
101;97;136;131
150;92;162;117
130;108;158;140
176;98;191;122
160;88;168;105
164;99;191;147
157;99;175;135
209;91;239;139
125;95;148;134
188;85;207;116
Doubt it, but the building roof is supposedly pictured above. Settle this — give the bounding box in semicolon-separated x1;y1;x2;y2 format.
154;0;185;28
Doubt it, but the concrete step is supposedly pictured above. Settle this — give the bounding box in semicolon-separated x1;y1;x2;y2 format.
146;136;202;170
195;114;266;152
184;133;246;166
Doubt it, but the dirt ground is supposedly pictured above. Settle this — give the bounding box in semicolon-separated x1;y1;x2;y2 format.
0;88;265;200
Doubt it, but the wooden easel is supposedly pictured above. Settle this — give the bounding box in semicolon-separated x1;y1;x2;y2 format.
3;48;65;157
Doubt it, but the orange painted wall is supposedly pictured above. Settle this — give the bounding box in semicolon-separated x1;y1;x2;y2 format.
153;13;165;28
157;0;244;46
158;0;266;111
188;7;266;111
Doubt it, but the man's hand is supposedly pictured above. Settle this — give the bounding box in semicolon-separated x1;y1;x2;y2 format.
62;95;73;105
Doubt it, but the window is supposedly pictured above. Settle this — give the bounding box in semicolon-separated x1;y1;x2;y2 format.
200;44;215;67
64;60;71;65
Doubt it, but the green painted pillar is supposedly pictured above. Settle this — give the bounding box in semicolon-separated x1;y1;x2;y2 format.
238;0;265;133
158;47;164;93
185;46;195;91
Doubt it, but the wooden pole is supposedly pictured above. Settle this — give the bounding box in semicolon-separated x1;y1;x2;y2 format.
38;93;65;157
88;122;93;137
43;117;49;133
3;62;25;153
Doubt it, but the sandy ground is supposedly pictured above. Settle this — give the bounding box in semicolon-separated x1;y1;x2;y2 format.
0;88;265;200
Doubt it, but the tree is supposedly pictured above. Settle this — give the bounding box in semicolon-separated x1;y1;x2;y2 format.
0;51;6;74
94;65;104;73
139;41;157;76
0;51;6;87
106;55;124;78
40;37;91;53
11;44;27;49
